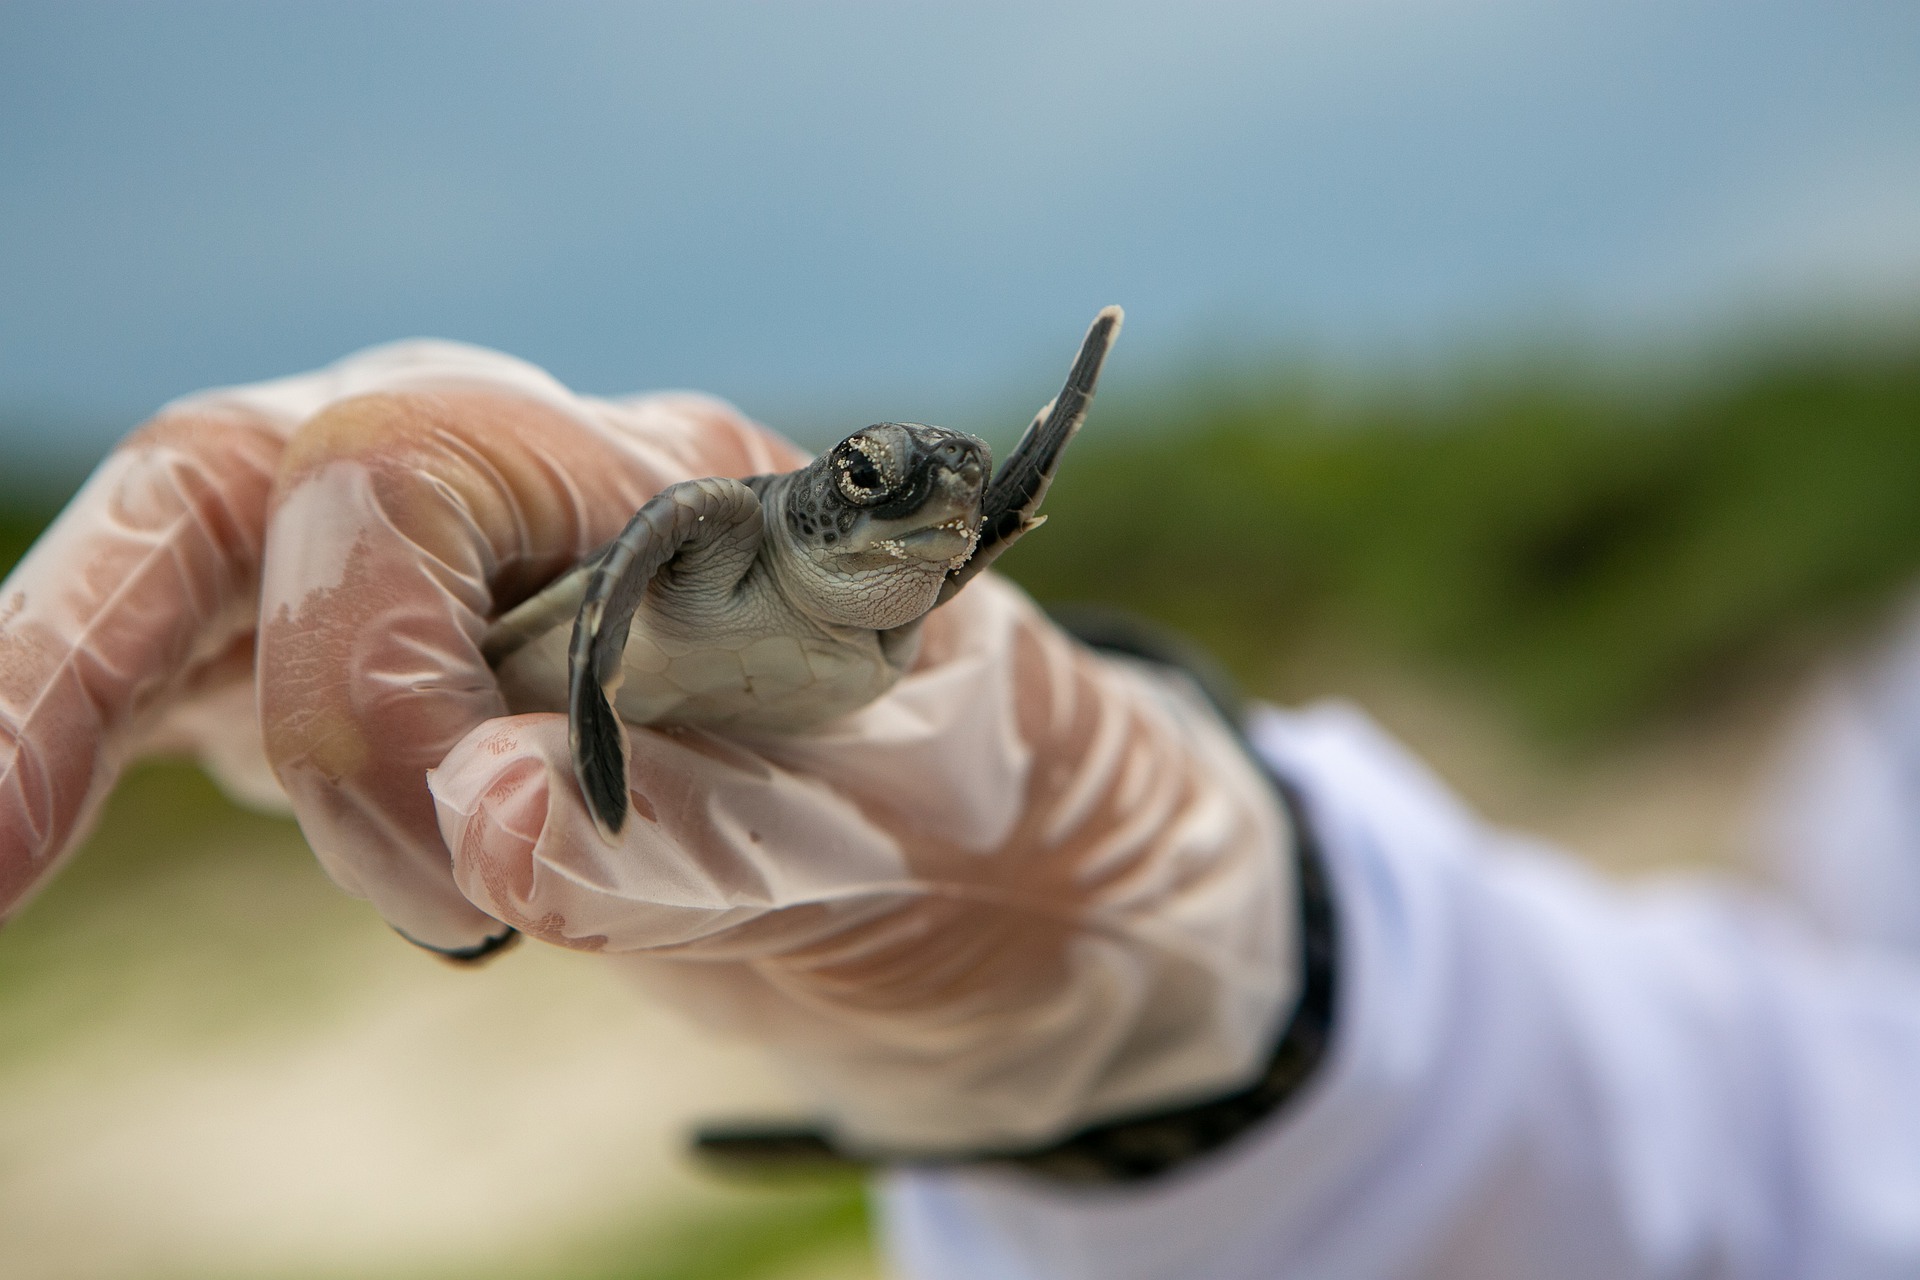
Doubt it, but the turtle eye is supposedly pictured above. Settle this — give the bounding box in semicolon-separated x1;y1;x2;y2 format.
833;448;890;506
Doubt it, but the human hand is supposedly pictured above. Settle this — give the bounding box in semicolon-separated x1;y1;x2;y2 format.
0;342;802;953
432;570;1296;1153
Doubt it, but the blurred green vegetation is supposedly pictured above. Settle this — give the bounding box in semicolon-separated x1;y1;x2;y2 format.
431;1183;870;1280
7;327;1918;749
1002;329;1920;744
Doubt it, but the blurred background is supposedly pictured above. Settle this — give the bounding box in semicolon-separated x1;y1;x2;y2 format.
3;2;1918;1276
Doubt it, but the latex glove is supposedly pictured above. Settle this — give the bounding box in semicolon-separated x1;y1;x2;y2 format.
0;341;801;952
431;572;1296;1152
0;340;1297;1152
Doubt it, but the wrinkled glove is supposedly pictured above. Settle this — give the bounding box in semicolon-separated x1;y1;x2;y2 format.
0;341;1297;1153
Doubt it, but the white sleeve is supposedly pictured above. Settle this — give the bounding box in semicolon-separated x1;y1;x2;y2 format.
877;702;1920;1280
1756;594;1920;956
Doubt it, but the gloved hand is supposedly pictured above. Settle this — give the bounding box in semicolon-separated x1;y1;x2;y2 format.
0;341;796;952
0;341;1298;1153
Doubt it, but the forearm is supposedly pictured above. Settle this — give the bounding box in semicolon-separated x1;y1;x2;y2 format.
882;702;1920;1280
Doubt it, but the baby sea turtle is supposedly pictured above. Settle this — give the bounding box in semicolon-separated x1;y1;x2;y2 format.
482;306;1121;836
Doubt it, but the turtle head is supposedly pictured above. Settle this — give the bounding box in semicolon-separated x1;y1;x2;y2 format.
773;422;991;629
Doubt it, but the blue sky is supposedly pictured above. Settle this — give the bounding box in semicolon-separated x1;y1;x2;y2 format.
2;1;1917;459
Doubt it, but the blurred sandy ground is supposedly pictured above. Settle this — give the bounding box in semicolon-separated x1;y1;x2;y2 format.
0;766;875;1279
0;653;1814;1280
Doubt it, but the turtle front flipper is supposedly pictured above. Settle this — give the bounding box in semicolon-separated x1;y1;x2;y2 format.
570;477;764;838
938;306;1121;604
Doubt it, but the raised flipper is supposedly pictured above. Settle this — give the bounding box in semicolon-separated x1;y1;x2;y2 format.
568;476;763;838
938;306;1121;604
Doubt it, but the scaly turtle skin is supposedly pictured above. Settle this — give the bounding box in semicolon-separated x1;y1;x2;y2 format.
481;306;1121;836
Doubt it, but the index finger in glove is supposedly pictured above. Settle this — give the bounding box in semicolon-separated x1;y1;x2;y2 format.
257;383;802;953
0;406;283;920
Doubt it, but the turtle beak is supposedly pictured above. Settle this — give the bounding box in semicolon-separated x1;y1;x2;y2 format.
894;468;985;566
932;436;988;494
927;437;989;527
887;441;988;565
895;514;980;566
